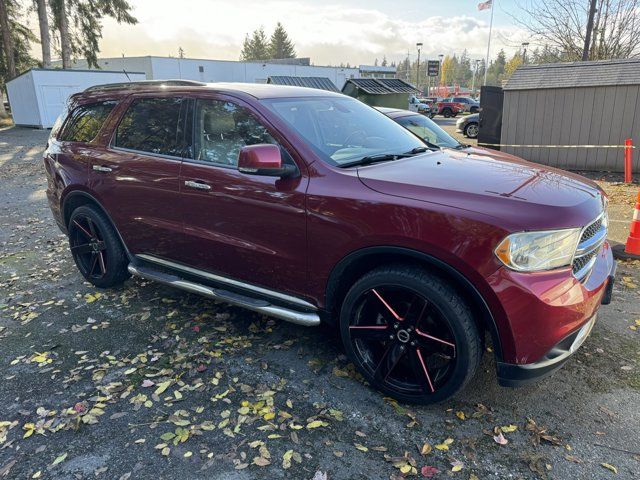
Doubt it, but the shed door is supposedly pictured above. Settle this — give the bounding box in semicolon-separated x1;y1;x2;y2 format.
40;85;78;128
478;86;504;150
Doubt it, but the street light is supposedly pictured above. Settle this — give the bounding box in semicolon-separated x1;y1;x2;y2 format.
416;42;423;90
521;42;530;64
471;59;481;96
438;54;444;96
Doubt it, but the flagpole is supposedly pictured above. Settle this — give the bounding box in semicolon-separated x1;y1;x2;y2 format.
483;0;495;86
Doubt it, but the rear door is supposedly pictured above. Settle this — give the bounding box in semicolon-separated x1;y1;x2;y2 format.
175;95;309;299
89;94;187;258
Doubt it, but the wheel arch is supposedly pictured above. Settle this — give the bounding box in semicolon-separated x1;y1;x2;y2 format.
324;246;504;361
62;190;132;260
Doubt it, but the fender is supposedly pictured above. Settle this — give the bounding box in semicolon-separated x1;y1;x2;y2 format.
325;245;505;362
61;190;133;261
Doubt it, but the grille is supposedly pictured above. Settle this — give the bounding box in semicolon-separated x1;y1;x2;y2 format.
581;217;603;243
571;213;607;281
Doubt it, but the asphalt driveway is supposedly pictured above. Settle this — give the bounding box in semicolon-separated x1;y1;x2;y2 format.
1;127;639;479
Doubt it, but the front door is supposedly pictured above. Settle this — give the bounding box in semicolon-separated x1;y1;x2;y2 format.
90;95;186;259
175;96;309;299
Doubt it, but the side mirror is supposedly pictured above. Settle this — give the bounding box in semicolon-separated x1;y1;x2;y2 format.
237;144;296;178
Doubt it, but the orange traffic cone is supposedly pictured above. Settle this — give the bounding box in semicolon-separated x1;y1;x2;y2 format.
625;189;640;256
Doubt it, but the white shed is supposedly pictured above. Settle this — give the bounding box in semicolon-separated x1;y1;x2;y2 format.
6;68;146;128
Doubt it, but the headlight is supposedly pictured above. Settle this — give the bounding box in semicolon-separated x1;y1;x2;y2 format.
495;228;582;272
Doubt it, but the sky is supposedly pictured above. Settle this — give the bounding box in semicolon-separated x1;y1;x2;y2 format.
81;0;531;65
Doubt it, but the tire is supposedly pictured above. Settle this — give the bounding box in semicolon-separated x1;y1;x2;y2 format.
68;205;130;288
339;265;481;404
470;106;479;114
464;122;479;139
442;108;453;118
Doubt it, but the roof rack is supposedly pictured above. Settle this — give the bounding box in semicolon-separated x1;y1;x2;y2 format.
84;79;206;92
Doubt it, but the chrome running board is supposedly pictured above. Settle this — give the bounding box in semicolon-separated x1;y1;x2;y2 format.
127;264;320;327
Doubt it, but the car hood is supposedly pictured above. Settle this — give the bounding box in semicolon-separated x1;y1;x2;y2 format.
356;148;605;231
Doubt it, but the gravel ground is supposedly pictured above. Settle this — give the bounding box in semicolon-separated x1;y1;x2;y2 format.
1;126;639;480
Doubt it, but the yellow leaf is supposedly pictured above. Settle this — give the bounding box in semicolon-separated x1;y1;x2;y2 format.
263;412;275;421
452;464;463;472
400;464;412;474
354;443;368;452
174;391;182;400
51;452;67;466
286;399;293;408
420;443;432;455
306;420;328;429
444;438;454;445
154;381;171;395
32;471;42;479
501;424;518;433
601;463;618;474
184;451;192;458
161;447;170;456
238;406;250;415
455;411;466;420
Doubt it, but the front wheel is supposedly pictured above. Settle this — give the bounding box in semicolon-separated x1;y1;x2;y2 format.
339;266;481;404
68;205;130;288
464;122;479;139
442;109;453;118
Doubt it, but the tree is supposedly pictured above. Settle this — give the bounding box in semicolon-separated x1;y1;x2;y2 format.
35;0;51;67
515;0;640;61
241;27;269;61
268;22;295;59
51;0;137;68
0;0;38;118
0;0;16;79
440;55;455;85
381;55;388;66
504;52;524;80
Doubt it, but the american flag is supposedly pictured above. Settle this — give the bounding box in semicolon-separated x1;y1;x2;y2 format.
478;0;492;11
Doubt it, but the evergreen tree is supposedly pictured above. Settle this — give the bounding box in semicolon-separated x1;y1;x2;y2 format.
268;22;295;59
241;27;270;61
34;0;52;67
381;55;388;67
50;0;137;68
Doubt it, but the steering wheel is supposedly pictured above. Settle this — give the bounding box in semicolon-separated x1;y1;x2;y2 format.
343;129;367;146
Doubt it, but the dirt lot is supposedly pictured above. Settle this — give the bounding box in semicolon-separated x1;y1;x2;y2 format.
1;127;639;480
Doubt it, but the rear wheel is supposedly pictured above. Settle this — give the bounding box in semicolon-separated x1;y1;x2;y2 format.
68;205;130;288
339;266;481;404
442;108;453;118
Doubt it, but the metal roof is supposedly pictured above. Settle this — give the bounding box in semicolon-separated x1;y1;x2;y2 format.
267;76;339;92
343;78;420;94
504;58;640;91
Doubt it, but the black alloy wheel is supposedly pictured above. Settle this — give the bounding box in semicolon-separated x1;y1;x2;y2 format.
340;266;481;404
68;205;130;288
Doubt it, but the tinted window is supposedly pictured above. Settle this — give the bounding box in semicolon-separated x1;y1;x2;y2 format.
191;99;276;166
115;97;183;156
59;101;116;143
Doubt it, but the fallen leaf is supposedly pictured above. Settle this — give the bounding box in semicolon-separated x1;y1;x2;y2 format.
421;465;439;477
493;432;508;445
51;453;67;466
601;463;618;474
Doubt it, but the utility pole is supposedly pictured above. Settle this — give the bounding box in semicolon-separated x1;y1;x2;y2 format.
583;0;598;61
471;59;481;96
521;42;529;64
416;43;423;90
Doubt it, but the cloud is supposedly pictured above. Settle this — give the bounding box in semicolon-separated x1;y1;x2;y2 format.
96;0;528;65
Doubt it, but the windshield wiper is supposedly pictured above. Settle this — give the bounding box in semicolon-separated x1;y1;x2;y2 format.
340;153;408;168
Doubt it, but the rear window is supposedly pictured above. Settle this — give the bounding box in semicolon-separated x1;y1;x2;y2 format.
115;97;184;157
59;101;117;143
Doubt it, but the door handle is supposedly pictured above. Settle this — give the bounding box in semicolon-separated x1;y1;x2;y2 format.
184;180;211;191
93;165;113;173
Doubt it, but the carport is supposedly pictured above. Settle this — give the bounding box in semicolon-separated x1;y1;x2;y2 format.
501;59;640;172
6;68;146;128
342;78;419;109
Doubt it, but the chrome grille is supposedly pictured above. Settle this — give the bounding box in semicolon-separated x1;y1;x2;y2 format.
572;213;607;282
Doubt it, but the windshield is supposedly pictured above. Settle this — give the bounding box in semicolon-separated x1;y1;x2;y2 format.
394;114;461;149
262;97;426;166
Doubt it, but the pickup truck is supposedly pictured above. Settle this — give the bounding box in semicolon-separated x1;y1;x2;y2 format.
434;100;465;118
408;95;434;117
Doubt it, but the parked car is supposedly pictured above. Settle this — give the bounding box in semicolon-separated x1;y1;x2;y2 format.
456;113;479;138
376;107;462;150
447;96;480;113
45;81;615;404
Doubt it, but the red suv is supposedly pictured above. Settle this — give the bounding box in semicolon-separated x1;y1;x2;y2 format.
44;81;615;404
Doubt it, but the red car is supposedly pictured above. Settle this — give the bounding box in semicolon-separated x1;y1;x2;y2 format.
44;81;615;404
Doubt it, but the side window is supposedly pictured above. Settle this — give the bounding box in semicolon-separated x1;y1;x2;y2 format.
115;97;183;156
192;99;276;166
59;101;117;143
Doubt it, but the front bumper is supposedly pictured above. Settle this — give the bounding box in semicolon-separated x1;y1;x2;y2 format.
488;242;615;386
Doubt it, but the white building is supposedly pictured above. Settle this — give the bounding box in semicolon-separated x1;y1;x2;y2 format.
6;68;146;128
66;56;360;90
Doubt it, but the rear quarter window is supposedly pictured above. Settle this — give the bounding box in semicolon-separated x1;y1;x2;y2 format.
59;101;117;143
